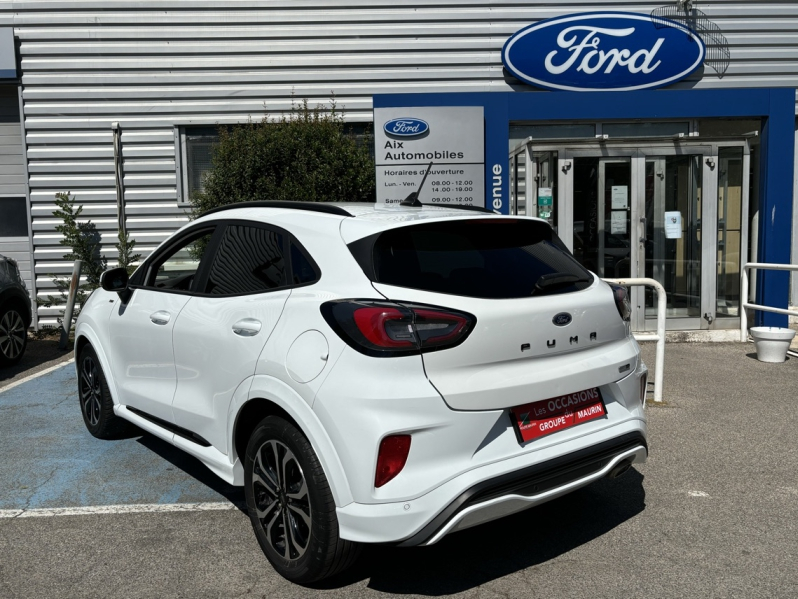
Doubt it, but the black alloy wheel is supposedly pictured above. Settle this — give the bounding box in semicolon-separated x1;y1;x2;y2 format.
252;439;312;560
244;416;361;584
0;306;27;366
79;352;103;428
77;345;129;439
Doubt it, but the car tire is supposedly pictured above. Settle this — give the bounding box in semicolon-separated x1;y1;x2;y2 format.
244;416;361;584
78;345;130;439
0;302;28;367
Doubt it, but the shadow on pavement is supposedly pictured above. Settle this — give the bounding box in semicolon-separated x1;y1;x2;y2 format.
744;352;792;362
136;433;246;510
0;337;72;383
316;470;646;594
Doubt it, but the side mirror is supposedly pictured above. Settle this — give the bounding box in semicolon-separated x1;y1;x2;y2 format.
100;267;133;303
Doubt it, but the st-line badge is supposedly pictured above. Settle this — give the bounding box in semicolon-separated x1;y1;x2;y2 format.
383;118;429;138
502;12;706;91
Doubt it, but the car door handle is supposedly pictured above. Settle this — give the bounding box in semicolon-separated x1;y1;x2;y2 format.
149;311;171;325
232;318;262;337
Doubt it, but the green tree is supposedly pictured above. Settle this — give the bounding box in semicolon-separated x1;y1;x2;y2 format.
190;98;375;217
39;192;107;319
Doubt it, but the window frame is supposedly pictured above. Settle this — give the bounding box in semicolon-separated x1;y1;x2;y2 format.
132;224;221;295
130;219;321;298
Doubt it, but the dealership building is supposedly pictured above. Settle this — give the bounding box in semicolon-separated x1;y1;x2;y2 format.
0;0;796;335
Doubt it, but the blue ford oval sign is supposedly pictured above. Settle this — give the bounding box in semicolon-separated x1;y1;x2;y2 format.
383;117;429;137
553;313;572;327
502;12;705;92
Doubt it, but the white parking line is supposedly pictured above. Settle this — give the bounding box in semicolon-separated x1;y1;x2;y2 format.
0;501;244;519
0;358;75;395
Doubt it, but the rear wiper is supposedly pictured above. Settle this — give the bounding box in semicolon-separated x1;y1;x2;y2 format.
532;272;592;295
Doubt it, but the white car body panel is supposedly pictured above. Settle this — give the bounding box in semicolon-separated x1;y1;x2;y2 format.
171;289;291;451
109;288;191;422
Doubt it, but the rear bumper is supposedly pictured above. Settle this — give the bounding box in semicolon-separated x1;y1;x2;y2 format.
399;431;647;546
336;423;647;545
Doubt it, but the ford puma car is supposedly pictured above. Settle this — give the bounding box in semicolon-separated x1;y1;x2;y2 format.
75;202;648;584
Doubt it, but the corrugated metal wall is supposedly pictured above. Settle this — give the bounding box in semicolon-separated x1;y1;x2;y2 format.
0;1;797;324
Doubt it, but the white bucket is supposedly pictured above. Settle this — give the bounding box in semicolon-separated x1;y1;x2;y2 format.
750;327;797;363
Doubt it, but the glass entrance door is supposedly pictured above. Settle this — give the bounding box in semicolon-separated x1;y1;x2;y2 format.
560;146;716;331
571;157;633;278
642;154;707;329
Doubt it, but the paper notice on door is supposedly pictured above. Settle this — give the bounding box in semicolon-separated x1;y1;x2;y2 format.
610;210;626;234
664;211;682;239
611;186;628;209
538;187;553;206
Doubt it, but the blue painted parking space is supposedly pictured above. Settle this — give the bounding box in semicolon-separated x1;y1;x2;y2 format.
0;363;241;511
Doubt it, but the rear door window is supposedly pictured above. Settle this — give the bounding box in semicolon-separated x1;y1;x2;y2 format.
350;219;592;299
204;224;287;295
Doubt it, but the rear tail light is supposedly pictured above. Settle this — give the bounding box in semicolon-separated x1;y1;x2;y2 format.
321;300;475;357
609;284;631;322
375;435;412;488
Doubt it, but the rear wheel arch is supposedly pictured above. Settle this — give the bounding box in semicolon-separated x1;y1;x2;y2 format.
232;395;353;507
0;293;31;327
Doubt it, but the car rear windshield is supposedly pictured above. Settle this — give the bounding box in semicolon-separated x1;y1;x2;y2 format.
348;218;593;299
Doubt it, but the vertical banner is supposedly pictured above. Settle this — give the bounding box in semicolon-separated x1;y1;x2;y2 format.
374;106;485;207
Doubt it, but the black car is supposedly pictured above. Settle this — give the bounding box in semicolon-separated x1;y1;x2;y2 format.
0;254;32;366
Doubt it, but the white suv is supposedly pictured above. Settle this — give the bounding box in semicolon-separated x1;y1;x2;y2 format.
75;202;648;584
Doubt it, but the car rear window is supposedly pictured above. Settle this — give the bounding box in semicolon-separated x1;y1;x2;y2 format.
348;219;593;299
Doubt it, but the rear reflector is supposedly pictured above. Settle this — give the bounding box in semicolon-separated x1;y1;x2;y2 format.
321;300;475;357
375;435;412;488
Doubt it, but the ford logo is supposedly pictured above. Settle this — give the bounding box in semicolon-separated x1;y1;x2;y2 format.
502;12;705;91
553;313;572;327
383;118;429;137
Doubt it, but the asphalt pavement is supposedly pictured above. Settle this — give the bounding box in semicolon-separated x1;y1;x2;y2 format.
0;342;796;598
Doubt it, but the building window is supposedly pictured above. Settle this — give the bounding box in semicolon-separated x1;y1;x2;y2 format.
178;126;220;204
0;197;28;237
177;122;373;204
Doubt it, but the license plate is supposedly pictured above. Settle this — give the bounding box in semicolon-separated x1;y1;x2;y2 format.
510;388;607;444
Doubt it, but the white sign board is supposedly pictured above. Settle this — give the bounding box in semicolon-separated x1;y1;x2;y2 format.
664;211;682;239
611;186;628;209
375;106;485;207
610;210;627;234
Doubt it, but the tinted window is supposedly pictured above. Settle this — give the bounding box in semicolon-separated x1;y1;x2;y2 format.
148;229;215;291
290;242;318;285
205;225;286;295
354;219;592;299
0;198;28;237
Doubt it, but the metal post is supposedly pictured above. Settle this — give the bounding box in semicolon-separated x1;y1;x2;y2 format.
741;265;749;342
59;260;83;350
603;277;667;403
741;262;798;342
112;122;126;237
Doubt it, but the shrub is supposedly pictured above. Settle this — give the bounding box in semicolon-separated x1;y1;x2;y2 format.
190;98;375;217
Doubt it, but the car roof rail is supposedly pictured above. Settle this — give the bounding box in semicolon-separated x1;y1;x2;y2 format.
200;201;354;218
